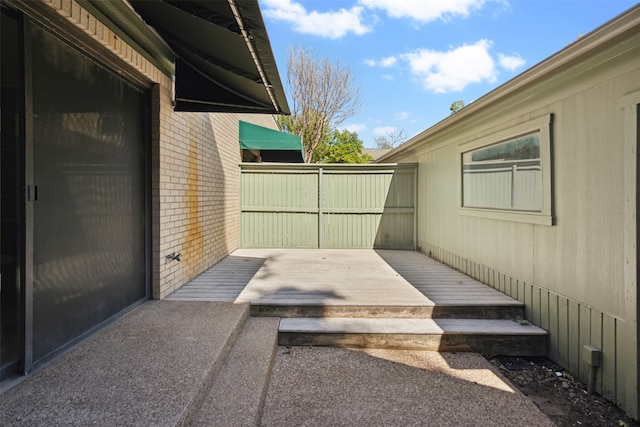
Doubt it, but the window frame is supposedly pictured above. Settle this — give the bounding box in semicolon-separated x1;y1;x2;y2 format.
457;114;554;225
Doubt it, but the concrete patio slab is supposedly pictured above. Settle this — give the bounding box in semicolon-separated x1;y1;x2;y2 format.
234;249;432;306
0;301;249;427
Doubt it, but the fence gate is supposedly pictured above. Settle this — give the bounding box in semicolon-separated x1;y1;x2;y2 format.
240;163;416;249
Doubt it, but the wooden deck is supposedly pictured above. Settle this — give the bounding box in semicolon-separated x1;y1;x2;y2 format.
169;249;547;355
168;249;520;310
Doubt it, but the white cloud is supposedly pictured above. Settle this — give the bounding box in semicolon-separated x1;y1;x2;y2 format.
342;123;367;133
358;0;488;23
498;53;526;71
401;40;497;93
364;56;397;68
380;74;394;80
394;111;410;120
262;0;371;39
379;56;398;67
373;126;397;136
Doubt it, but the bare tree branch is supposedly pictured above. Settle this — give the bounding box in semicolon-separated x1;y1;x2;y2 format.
285;48;363;162
374;129;407;149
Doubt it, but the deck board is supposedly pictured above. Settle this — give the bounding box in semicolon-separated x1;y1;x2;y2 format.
168;249;521;308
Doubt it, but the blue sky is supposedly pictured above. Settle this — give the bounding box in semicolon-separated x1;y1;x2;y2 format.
259;0;638;148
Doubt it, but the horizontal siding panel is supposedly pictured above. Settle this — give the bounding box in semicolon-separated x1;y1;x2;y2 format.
241;212;317;248
375;212;415;249
241;172;318;210
386;170;416;208
322;214;381;248
323;173;392;210
242;206;319;213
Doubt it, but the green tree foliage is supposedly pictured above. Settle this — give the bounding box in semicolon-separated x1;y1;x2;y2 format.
471;134;540;161
450;100;465;114
317;129;373;164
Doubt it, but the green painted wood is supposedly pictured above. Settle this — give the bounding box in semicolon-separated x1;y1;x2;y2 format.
568;300;581;374
578;304;592;383
241;212;318;248
602;314;617;402
616;319;627;410
531;286;541;326
524;283;533;320
240;164;416;249
590;310;603;394
517;280;526;304
548;293;560;362
539;289;550;332
497;273;505;294
419;243;630;413
558;296;569;368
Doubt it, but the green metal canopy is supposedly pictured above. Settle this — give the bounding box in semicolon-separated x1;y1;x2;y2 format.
239;121;304;162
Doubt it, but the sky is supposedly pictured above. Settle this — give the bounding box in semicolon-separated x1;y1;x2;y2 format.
259;0;639;148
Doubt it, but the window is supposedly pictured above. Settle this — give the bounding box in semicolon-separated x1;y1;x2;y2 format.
463;133;541;212
458;115;553;225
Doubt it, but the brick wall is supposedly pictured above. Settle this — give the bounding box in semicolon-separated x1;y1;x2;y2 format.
41;0;280;299
156;109;278;298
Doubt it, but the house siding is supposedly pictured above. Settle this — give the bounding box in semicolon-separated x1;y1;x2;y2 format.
38;0;278;299
384;12;640;417
424;243;625;406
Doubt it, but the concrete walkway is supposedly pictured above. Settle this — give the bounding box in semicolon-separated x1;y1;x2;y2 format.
264;346;554;427
0;300;554;426
0;301;250;426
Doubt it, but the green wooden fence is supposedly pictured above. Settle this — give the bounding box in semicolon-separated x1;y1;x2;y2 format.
240;163;417;249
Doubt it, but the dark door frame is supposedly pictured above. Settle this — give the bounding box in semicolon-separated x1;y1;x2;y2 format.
1;3;153;381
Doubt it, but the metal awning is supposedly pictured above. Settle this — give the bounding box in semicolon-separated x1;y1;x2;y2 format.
126;0;289;114
239;121;304;162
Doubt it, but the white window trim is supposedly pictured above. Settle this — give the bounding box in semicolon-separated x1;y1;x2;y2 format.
457;114;554;226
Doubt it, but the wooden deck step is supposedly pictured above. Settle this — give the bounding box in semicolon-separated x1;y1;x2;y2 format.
252;303;524;319
278;318;547;356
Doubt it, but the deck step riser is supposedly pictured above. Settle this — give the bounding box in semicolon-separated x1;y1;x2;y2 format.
278;333;547;356
278;318;548;356
252;305;524;320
